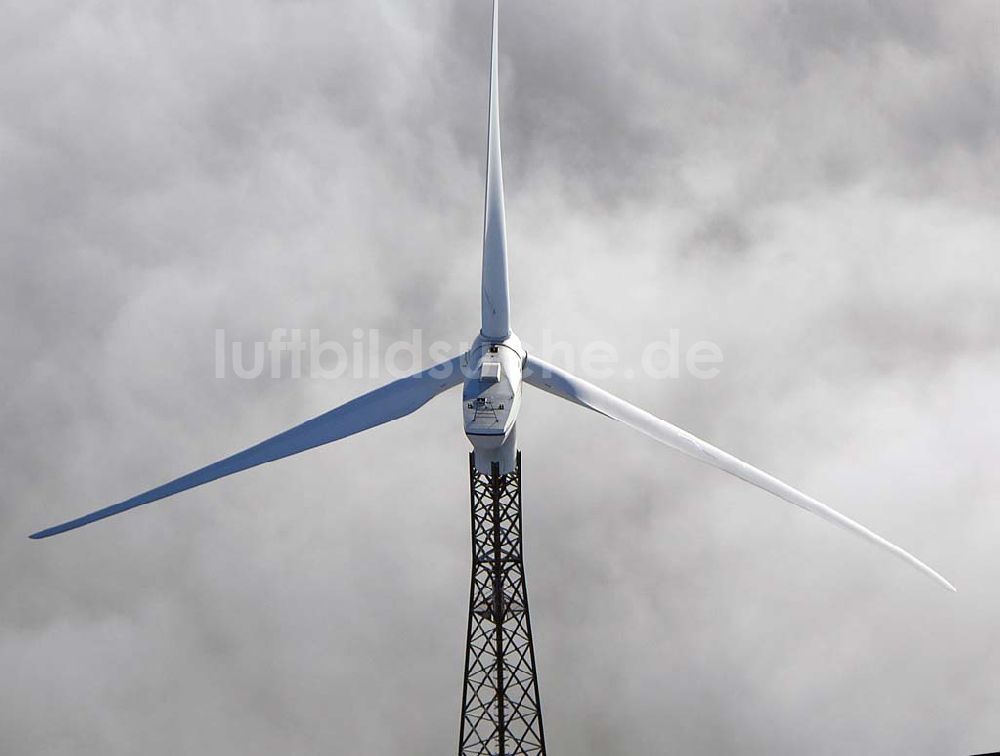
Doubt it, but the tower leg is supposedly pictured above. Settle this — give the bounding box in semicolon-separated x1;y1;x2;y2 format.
459;452;546;756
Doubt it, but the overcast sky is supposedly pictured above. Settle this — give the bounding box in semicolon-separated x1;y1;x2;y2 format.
3;1;999;754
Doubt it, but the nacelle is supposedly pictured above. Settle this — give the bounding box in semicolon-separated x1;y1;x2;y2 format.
463;332;525;474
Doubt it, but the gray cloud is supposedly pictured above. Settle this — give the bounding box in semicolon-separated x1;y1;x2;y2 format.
3;0;999;754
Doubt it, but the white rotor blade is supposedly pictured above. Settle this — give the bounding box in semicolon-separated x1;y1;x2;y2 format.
523;355;954;592
480;0;511;340
31;356;465;539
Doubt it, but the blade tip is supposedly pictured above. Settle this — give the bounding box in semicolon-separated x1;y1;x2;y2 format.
927;569;956;593
29;525;64;540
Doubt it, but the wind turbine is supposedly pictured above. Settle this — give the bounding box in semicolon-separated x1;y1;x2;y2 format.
32;1;954;754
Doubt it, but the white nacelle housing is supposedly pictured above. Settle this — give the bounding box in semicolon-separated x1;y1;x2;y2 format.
463;333;524;474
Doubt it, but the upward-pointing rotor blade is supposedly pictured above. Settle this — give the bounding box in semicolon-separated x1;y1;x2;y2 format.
480;0;511;340
30;356;465;539
523;355;955;592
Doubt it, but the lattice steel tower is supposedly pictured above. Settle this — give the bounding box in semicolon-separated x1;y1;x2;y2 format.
459;453;546;755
